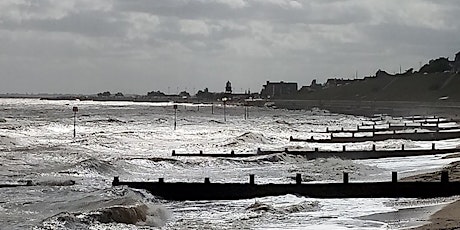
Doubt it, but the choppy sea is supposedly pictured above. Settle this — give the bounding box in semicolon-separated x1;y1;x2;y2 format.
1;98;459;229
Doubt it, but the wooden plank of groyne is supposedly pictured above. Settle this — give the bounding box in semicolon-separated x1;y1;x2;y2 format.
112;172;460;200
288;148;459;160
171;147;459;160
291;131;460;143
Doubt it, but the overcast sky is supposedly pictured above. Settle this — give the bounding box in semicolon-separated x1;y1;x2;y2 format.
1;0;459;94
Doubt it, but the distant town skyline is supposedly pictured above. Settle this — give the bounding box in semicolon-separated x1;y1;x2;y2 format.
0;0;459;94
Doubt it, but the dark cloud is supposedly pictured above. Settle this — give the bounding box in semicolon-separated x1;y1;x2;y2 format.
0;0;459;94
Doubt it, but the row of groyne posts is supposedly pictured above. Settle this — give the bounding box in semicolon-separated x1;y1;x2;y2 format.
70;102;251;136
171;142;441;156
114;171;451;185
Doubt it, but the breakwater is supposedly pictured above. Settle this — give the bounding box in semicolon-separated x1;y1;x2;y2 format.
171;145;459;160
321;123;458;134
291;130;460;143
272;100;460;119
112;171;460;200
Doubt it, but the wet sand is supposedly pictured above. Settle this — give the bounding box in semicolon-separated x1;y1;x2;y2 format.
403;157;460;229
359;156;460;229
412;199;460;230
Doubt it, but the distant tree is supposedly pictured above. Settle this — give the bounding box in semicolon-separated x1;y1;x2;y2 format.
404;68;414;75
146;91;166;97
114;92;124;97
179;91;190;98
97;91;111;97
419;57;451;73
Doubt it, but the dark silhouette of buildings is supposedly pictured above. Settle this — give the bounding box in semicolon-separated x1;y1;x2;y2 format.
454;51;460;73
260;81;298;98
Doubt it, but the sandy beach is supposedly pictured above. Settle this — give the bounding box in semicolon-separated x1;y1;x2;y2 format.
402;156;460;229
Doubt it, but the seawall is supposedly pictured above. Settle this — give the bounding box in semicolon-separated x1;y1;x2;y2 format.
272;100;460;118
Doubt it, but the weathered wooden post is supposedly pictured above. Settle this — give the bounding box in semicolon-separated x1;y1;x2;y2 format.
402;144;405;151
296;173;302;184
441;171;449;183
159;178;164;183
112;176;119;186
173;104;178;130
372;144;376;151
326;127;329;132
343;172;349;184
231;150;235;155
244;106;248;120
200;150;203;155
314;147;319;152
72;106;78;138
204;178;210;183
172;150;176;156
211;103;214;114
392;172;398;183
249;174;255;185
342;145;346;152
285;148;289;153
432;143;436;150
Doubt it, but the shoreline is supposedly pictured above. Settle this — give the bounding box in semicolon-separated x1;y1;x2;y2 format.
361;157;460;229
408;159;460;229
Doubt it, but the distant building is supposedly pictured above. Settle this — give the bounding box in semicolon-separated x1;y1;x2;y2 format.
325;78;355;88
260;81;298;98
225;81;232;94
454;51;460;73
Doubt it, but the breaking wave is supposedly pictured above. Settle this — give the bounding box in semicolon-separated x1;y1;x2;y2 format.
245;153;305;163
41;187;171;228
87;118;126;123
246;200;320;214
223;132;270;147
0;135;17;148
32;179;76;186
61;158;120;176
292;157;386;182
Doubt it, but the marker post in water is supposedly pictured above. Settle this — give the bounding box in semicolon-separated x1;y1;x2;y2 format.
72;106;78;138
222;98;228;122
173;104;178;130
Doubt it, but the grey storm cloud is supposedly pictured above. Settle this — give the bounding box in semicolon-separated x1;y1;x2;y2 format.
0;0;459;94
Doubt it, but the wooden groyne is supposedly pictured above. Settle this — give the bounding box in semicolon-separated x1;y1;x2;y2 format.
0;184;29;188
172;145;459;160
112;171;460;200
319;124;458;134
291;130;460;143
0;181;32;188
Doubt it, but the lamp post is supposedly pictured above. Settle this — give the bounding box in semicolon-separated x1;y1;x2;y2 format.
173;104;178;130
72;106;78;138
